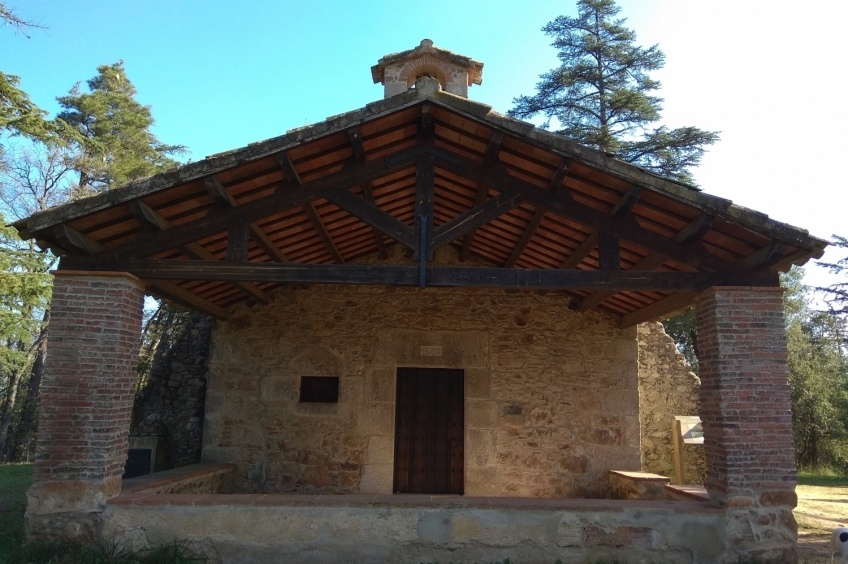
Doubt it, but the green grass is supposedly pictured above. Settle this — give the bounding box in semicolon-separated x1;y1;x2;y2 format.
798;468;848;487
0;463;32;561
0;464;205;563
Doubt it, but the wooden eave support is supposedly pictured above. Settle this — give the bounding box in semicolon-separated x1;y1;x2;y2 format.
53;223;229;319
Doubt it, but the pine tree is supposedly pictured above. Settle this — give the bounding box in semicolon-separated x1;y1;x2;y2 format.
57;61;184;194
510;0;718;183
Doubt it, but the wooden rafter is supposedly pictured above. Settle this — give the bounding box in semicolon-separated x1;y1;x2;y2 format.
303;201;344;263
348;128;388;259
322;188;415;249
460;131;504;261
431;188;524;250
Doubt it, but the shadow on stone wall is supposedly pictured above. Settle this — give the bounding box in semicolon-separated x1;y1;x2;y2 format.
131;309;212;471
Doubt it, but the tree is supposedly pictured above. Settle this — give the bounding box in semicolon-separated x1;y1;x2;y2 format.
783;267;848;469
57;61;184;194
818;235;848;316
510;0;718;183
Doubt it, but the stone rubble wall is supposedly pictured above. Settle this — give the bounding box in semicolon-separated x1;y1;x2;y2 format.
637;322;706;484
131;311;212;471
203;249;642;497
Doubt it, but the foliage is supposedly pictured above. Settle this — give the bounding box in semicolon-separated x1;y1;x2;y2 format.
784;267;848;470
510;0;718;183
57;61;184;194
818;235;848;316
661;308;698;372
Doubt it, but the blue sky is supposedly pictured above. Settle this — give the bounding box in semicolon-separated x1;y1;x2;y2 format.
5;0;847;290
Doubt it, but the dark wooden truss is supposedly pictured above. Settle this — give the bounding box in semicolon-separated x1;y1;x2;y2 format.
16;89;827;326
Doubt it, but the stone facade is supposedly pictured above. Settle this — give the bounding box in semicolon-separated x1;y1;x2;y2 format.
203;250;642;498
637;322;705;483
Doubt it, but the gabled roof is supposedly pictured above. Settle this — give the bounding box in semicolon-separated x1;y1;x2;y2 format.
13;78;828;324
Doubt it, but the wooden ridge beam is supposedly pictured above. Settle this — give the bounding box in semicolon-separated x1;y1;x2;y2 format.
67;259;780;291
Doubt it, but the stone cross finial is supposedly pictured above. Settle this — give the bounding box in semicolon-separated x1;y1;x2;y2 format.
371;39;484;99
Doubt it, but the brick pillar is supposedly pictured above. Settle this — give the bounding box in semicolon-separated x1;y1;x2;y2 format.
695;287;797;563
26;271;145;540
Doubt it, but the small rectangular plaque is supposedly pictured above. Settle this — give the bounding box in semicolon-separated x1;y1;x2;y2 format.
419;345;443;357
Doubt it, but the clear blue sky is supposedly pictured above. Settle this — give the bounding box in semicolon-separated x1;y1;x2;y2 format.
5;0;847;290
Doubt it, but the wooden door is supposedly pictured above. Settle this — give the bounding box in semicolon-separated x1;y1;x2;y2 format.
393;367;464;494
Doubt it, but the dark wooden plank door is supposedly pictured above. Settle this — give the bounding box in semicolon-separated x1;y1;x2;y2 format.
393;367;464;494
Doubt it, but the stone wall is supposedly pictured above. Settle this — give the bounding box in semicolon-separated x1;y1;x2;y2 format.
131;310;212;471
203;251;642;498
103;496;727;563
637;322;705;484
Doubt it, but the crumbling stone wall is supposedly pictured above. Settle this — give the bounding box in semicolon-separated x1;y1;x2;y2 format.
637;322;705;484
131;311;212;471
203;250;642;498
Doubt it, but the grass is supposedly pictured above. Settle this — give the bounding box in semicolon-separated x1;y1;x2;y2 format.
0;463;32;560
798;468;848;487
0;464;205;564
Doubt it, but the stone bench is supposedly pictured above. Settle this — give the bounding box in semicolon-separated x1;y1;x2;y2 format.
608;470;672;501
122;462;235;495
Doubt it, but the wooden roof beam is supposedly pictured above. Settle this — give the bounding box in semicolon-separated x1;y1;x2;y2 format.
303;201;344;263
323;188;415;249
432;188;524;250
205;176;290;263
618;292;698;329
576;213;714;312
348;128;388;259
130;201;268;304
70;259;779;291
434;154;739;272
148;280;229;320
88;152;417;264
560;231;598;269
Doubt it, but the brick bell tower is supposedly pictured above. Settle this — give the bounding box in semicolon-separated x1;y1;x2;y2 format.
371;39;484;99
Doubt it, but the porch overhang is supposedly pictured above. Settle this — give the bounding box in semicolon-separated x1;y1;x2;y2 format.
12;78;827;326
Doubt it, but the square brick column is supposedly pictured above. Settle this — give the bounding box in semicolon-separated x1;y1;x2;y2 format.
26;271;145;540
695;287;797;563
